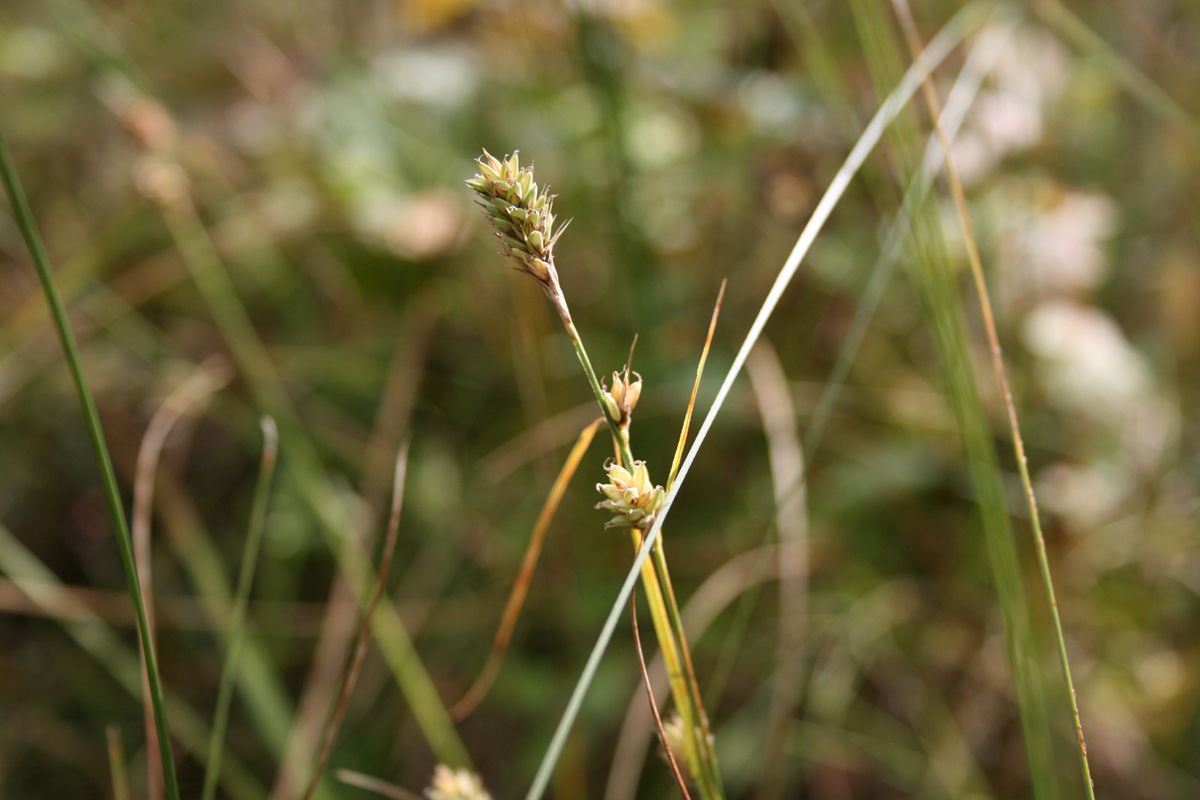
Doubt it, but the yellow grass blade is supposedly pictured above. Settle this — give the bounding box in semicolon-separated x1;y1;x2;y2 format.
451;418;605;720
667;280;726;493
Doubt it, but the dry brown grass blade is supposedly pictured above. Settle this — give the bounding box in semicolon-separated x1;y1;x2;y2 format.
451;417;605;721
630;585;692;800
890;2;1095;798
667;280;727;492
131;357;232;800
301;440;411;800
745;340;808;800
335;769;424;800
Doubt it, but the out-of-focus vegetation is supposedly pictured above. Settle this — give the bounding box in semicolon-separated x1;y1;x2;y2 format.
1;0;1199;798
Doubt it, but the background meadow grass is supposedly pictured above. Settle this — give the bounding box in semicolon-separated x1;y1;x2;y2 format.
1;0;1199;798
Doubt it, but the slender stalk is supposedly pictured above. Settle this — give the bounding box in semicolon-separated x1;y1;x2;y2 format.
0;128;181;800
202;417;279;800
891;3;1095;796
564;321;630;464
632;536;704;787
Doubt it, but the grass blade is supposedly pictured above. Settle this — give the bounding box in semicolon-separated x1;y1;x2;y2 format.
745;340;808;800
847;0;1057;795
630;585;692;800
667;280;726;492
0;127;181;800
202;416;280;800
803;16;1013;456
105;726;131;800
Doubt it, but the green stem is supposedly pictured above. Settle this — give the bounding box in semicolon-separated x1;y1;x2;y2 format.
202;417;278;800
565;322;630;464
0;129;182;800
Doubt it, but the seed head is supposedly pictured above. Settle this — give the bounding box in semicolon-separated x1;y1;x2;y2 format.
596;460;664;529
601;370;642;426
467;150;567;289
425;765;493;800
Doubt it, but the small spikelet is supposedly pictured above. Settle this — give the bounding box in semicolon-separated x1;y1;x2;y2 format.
601;370;642;426
466;149;565;287
424;765;493;800
596;460;665;529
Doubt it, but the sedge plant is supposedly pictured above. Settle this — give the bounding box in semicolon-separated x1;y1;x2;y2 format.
467;150;724;799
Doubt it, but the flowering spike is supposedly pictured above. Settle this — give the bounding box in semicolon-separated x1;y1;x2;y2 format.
466;150;565;293
595;460;664;529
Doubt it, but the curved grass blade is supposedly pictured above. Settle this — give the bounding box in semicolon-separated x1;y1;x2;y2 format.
522;6;990;799
452;418;605;721
136;360;232;800
202;416;280;800
0;128;181;800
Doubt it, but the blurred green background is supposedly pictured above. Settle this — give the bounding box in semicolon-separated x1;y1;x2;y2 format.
1;0;1198;798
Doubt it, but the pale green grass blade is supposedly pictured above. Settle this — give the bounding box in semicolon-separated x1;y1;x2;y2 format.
523;6;991;799
805;16;1015;455
202;417;280;800
848;1;1058;796
893;0;1095;793
0;128;181;800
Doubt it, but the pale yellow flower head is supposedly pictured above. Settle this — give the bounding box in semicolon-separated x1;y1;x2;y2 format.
425;765;493;800
596;460;664;528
